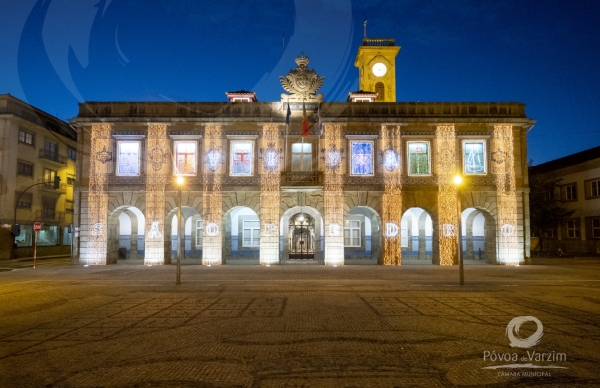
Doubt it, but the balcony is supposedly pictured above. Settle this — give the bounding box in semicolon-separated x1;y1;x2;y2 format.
36;209;65;222
39;149;67;165
282;172;323;186
39;182;67;194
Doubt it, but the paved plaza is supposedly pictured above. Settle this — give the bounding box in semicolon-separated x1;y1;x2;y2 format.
1;258;600;387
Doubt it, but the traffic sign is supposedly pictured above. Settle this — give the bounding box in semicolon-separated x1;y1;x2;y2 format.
33;222;42;232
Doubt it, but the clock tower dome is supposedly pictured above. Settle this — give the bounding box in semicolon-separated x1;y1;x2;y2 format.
354;38;400;102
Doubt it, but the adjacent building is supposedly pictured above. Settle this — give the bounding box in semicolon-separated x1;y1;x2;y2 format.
0;94;77;259
530;146;600;254
71;38;535;266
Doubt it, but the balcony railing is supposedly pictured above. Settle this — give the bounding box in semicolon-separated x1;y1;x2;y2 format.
282;172;323;186
36;209;65;222
39;149;67;164
39;182;67;193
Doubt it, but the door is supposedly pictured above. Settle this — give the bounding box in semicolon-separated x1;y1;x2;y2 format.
289;213;315;260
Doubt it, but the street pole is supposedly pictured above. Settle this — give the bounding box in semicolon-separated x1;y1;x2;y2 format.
176;177;183;285
457;185;464;286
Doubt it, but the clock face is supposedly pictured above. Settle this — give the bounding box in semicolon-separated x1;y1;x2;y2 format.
372;62;387;77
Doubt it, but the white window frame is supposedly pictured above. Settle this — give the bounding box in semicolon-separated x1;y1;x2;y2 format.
592;218;600;239
116;140;141;176
401;219;408;247
242;220;260;247
462;140;487;175
173;140;197;176
19;130;34;145
564;184;577;201
344;220;361;247
195;220;203;248
590;179;600;198
566;220;580;239
291;142;312;172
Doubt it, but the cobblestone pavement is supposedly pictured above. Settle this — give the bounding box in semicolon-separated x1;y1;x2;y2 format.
1;258;600;387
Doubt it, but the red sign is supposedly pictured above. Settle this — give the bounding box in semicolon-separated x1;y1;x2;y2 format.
33;222;42;232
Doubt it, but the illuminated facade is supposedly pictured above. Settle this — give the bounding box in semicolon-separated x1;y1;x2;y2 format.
71;39;534;266
0;95;77;260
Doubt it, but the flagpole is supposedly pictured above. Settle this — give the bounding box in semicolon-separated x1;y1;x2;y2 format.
285;99;289;171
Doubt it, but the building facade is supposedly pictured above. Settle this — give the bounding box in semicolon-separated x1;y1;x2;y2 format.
0;94;77;259
530;146;600;254
71;39;534;266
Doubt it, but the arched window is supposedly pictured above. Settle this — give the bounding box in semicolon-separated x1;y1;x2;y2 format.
375;82;385;101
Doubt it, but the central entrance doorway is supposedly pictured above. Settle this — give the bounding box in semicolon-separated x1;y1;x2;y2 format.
288;212;315;260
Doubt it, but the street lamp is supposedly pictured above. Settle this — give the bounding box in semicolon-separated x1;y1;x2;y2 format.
176;176;184;285
453;174;464;285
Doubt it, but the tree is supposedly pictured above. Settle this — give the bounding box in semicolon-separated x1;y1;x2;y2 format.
528;170;574;251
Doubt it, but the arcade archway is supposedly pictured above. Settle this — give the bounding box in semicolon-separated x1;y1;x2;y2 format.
344;206;382;265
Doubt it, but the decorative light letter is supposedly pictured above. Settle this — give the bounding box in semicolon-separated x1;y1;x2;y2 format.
147;221;161;238
386;222;399;237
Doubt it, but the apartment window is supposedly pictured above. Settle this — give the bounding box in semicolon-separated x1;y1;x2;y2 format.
67;147;77;160
45;140;58;156
195;220;203;248
44;168;56;185
590;179;600;198
564;219;580;239
18;130;34;145
67;176;75;185
344;220;361;247
544;228;556;239
242;220;260;247
15;192;32;208
564;184;577;201
291;143;312;171
592;218;600;239
17;161;34;177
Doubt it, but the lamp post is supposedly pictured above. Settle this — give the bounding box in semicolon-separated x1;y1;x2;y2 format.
453;174;464;286
176;176;184;285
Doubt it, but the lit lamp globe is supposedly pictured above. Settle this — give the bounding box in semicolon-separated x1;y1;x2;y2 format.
297;213;305;222
453;175;462;185
176;176;184;185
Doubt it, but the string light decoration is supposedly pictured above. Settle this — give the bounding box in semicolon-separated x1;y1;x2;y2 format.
259;125;282;265
87;124;111;265
492;125;519;265
322;124;344;266
202;125;223;265
381;125;403;265
144;124;169;265
436;125;458;266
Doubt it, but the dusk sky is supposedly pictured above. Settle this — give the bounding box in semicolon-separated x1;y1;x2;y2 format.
1;0;599;165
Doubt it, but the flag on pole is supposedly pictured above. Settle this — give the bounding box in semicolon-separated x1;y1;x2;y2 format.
301;101;309;137
285;101;291;125
317;103;323;137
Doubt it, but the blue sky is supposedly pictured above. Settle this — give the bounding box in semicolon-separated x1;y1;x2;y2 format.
1;0;599;164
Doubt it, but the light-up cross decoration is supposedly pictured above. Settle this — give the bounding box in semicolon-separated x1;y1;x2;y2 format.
321;144;343;170
260;143;282;171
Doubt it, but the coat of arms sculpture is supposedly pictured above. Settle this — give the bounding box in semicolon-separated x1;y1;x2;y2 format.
280;54;325;102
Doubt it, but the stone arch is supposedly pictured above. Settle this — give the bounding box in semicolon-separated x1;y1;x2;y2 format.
222;192;260;217
401;206;439;264
165;205;201;264
281;206;323;263
343;205;383;265
462;207;497;264
222;206;261;264
107;205;144;264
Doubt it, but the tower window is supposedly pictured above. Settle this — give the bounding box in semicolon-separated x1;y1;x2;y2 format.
375;82;385;101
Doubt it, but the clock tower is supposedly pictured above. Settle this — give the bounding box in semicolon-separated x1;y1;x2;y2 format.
354;38;400;102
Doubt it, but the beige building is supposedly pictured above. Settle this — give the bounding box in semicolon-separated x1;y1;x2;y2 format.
530;146;600;254
0;94;77;259
70;39;535;266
